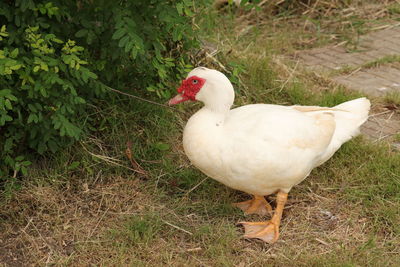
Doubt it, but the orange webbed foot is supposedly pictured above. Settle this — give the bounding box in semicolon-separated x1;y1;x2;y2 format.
239;221;279;243
232;195;272;216
237;191;288;244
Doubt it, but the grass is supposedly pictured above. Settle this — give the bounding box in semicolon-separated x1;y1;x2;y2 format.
385;92;400;106
1;0;400;266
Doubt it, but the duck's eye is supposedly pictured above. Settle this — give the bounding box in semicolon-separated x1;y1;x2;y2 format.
192;79;198;85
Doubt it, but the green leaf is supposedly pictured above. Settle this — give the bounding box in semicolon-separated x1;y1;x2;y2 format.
41;62;49;71
48;140;58;153
153;142;170;151
130;48;138;59
6;93;17;101
112;28;125;40
124;17;136;29
28;104;37;112
27;113;38;123
75;97;86;104
0;89;11;97
10;48;19;58
10;64;22;70
124;41;133;53
184;7;193;16
4;99;12;109
15;156;24;162
20;166;27;175
146;85;156;92
176;3;183;15
118;35;129;48
68;161;80;170
37;142;47;154
75;29;88;38
22;161;31;166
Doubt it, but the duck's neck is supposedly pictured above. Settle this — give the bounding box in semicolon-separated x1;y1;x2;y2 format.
183;100;230;153
203;101;232;116
195;106;228;126
200;80;234;116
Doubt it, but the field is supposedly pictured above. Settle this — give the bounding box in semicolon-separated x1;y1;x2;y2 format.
1;1;400;266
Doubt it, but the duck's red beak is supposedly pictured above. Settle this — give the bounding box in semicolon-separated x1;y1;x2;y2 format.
168;93;190;105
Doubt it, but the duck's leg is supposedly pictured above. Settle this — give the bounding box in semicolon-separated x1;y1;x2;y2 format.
232;195;272;216
239;191;288;243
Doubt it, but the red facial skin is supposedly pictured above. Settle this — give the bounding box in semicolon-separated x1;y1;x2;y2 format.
168;76;206;105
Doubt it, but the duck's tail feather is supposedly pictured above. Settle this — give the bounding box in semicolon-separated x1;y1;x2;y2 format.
317;97;370;165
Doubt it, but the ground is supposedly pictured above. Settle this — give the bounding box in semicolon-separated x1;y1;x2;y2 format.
1;1;400;266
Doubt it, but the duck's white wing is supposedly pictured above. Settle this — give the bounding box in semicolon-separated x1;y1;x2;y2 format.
225;104;336;154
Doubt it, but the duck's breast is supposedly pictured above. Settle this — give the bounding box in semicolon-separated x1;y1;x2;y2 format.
183;109;227;182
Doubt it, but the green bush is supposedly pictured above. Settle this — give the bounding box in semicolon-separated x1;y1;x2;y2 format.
0;0;198;178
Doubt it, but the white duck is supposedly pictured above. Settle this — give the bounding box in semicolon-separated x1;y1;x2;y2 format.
168;67;370;243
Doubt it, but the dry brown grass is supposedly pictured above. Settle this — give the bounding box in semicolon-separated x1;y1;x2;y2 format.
213;0;399;55
1;175;399;266
0;177;148;265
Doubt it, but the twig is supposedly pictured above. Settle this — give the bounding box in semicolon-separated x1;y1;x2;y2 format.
386;111;394;122
205;51;228;72
315;238;330;246
184;177;208;196
23;217;33;231
162;220;193;235
103;84;187;115
86;207;110;241
186;247;202;252
81;142;141;173
125;141;148;178
29;219;55;262
370;22;400;31
279;59;299;92
344;66;362;78
368;110;392;117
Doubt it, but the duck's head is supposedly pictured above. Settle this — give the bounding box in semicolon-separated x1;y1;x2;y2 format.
168;67;234;112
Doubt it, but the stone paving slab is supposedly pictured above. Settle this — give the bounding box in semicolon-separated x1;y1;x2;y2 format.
360;107;399;150
296;26;400;148
297;26;400;71
361;111;400;142
333;66;400;96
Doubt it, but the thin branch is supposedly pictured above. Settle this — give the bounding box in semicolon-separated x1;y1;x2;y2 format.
162;220;193;235
184;177;208;196
102;84;188;114
86;207;110;241
80;142;143;174
125;140;148;178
